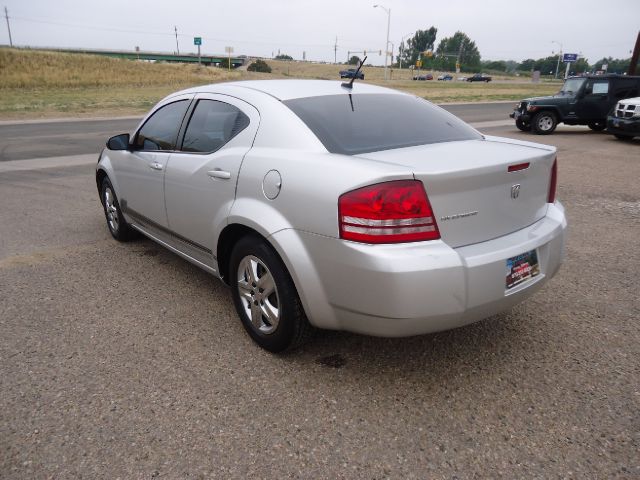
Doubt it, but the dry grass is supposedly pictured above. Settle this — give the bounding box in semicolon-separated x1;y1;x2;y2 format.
0;49;561;119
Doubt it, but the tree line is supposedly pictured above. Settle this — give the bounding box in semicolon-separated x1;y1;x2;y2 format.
349;26;632;75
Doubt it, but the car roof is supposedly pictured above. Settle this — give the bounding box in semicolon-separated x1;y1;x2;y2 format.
176;79;405;101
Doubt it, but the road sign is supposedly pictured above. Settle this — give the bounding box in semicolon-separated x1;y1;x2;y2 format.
194;37;202;46
225;46;234;53
563;53;578;62
416;60;422;67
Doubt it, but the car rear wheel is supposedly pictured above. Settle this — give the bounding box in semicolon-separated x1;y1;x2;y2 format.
515;119;531;131
229;235;313;352
101;178;135;241
532;111;557;135
588;122;606;131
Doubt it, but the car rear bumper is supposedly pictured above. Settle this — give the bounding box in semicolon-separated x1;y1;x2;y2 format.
272;202;567;337
607;115;640;136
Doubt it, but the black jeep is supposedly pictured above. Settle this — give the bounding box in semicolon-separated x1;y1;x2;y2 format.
510;74;640;134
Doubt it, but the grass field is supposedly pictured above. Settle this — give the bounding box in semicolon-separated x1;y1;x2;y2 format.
0;48;561;119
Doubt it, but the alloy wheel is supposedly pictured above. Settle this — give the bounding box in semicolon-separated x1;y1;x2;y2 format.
104;187;119;234
236;255;280;334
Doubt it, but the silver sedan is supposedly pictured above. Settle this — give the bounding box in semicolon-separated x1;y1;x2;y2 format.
97;80;567;352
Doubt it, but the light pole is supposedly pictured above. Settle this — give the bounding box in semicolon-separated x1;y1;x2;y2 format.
552;40;562;79
399;32;414;69
374;4;391;80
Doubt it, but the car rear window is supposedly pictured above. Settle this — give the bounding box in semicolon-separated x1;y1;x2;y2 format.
284;93;481;155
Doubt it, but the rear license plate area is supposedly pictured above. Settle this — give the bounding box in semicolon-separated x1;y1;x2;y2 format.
506;249;540;290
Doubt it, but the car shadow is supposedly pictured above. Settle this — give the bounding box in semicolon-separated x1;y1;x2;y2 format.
127;232;538;390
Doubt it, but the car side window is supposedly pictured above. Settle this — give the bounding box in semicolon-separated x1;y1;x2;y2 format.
584;80;609;96
613;79;639;100
180;100;250;153
134;100;190;151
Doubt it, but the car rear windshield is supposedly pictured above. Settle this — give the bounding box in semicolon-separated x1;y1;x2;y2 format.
284;93;481;155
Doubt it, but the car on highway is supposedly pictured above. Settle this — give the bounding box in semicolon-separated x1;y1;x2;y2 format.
438;74;453;81
413;73;433;81
97;80;567;352
606;96;640;140
467;74;492;82
339;68;364;80
510;74;640;134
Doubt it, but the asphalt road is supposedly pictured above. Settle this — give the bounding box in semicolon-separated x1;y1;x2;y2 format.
0;102;513;162
1;120;639;478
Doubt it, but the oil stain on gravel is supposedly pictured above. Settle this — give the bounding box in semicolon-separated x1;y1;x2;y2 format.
316;354;347;368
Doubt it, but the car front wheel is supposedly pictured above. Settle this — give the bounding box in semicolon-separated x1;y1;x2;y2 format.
229;235;313;352
532;111;557;135
101;178;134;241
588;121;606;131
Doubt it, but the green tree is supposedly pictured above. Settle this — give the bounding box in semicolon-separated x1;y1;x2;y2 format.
435;31;480;72
247;59;272;73
532;56;559;75
481;60;507;72
218;58;235;69
274;54;293;61
348;55;361;66
400;27;437;67
518;59;536;71
571;58;590;74
591;57;631;74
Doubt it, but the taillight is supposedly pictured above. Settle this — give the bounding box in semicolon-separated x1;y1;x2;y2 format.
548;158;558;203
338;180;440;244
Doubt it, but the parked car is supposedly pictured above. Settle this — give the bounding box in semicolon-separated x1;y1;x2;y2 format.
438;74;453;81
339;68;364;80
98;80;566;352
606;96;640;140
467;74;492;82
413;73;433;81
510;74;640;134
457;76;467;81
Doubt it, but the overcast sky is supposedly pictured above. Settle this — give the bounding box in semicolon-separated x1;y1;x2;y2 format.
2;0;639;65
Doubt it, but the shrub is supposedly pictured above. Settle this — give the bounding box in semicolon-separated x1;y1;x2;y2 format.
247;59;272;73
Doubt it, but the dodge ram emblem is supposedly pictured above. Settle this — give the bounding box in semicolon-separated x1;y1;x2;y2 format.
511;184;521;199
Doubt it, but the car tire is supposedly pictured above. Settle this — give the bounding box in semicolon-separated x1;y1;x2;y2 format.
588;122;606;131
229;235;314;352
515;119;531;132
101;178;135;242
614;134;633;141
532;111;557;135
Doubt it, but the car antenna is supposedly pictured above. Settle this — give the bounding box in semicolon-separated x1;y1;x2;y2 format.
341;56;367;89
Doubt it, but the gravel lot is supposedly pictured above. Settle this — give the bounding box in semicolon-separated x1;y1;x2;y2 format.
1;126;638;479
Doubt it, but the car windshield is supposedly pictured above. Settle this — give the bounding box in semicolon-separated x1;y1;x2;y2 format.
559;78;585;96
284;93;482;155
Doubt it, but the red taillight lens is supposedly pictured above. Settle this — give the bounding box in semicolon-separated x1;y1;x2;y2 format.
338;180;440;244
548;158;557;203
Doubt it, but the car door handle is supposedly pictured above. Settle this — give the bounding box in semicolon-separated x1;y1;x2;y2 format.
207;169;231;180
149;162;163;171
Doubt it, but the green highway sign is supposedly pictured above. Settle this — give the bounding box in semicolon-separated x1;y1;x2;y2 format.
194;37;202;46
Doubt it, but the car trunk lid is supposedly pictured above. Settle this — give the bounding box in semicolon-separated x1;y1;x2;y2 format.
356;137;556;248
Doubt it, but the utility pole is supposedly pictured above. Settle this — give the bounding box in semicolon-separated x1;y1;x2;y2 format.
4;7;13;47
174;26;179;55
456;42;464;73
334;36;338;63
374;4;391;80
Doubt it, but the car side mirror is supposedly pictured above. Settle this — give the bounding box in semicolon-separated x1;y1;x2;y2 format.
107;133;130;150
